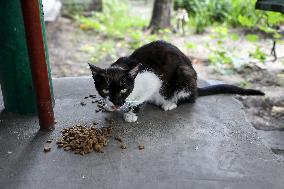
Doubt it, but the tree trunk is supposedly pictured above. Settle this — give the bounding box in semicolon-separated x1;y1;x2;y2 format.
148;0;173;33
88;0;103;12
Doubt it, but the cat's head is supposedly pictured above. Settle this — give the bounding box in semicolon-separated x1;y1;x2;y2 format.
88;63;140;110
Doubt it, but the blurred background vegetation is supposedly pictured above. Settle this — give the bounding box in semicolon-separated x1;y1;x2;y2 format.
174;0;284;33
46;0;284;132
53;0;283;73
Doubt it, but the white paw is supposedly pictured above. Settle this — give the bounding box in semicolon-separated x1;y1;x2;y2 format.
104;105;115;112
123;112;138;122
162;102;177;111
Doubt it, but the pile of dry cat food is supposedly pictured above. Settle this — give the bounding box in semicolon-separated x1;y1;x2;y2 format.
44;118;145;155
56;125;113;155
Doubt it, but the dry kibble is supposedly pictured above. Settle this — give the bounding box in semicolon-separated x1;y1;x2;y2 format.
56;138;63;144
138;145;144;150
64;146;71;151
46;139;53;143
80;102;86;106
89;94;96;98
43;145;51;152
57;124;113;155
114;136;123;143
94;144;103;152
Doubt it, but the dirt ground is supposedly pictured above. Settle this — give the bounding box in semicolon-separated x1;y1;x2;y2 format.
195;61;284;131
45;1;284;156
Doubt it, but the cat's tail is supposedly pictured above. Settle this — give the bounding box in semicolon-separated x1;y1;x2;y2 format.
197;84;265;96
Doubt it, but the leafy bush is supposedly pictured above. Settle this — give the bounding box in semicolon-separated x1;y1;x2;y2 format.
246;34;260;43
75;0;172;64
76;0;148;39
249;46;267;63
76;0;171;50
174;0;284;33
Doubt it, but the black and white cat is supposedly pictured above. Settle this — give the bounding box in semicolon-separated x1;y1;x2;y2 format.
89;40;264;122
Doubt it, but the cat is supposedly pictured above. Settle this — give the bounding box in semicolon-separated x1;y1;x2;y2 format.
89;40;264;122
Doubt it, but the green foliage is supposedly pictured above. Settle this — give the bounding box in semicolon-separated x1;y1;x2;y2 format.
174;0;284;34
266;11;284;25
237;15;255;28
239;80;251;88
175;0;231;22
249;46;267;63
76;0;148;39
80;40;118;63
245;34;259;43
74;0;173;65
208;50;232;65
230;33;239;41
208;25;235;73
62;3;88;16
211;25;229;38
76;0;172;44
175;0;282;73
175;0;235;33
185;42;196;49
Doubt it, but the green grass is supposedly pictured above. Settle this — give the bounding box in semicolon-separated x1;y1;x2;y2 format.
239;80;251;88
249;46;267;63
80;40;119;63
73;0;283;71
245;34;260;43
173;0;284;72
74;0;172;64
174;0;284;34
76;0;148;39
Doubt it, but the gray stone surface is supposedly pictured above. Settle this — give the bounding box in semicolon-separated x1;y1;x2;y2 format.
0;77;284;189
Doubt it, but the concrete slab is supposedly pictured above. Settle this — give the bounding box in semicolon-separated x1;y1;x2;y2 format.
0;77;284;189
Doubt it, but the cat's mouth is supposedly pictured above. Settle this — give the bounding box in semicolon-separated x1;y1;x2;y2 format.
111;105;121;110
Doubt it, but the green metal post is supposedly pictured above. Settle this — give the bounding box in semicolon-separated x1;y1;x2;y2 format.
0;0;37;114
0;0;54;114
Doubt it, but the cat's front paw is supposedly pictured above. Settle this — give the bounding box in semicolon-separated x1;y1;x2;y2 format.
123;112;138;122
162;102;177;111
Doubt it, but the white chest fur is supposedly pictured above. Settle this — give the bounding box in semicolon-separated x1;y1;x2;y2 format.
125;71;191;109
126;71;162;105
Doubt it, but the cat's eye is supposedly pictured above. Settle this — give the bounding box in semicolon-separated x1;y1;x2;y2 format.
102;89;109;94
120;89;127;94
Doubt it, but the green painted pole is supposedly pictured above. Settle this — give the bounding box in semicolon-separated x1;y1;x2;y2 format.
0;0;54;114
0;0;37;114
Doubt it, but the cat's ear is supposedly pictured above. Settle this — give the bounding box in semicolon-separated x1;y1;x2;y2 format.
128;64;140;79
88;63;103;78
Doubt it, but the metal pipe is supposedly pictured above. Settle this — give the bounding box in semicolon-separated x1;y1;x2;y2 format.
21;0;55;130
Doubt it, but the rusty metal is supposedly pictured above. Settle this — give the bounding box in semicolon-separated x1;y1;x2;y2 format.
21;0;55;130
